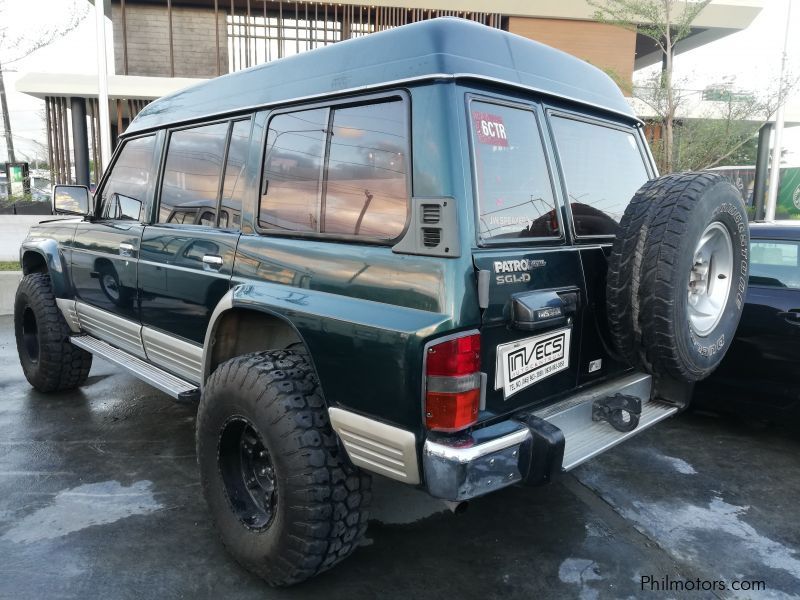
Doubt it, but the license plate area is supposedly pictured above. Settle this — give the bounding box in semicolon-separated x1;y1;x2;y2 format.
495;328;572;399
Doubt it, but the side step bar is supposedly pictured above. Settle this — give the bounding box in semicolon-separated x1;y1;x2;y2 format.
70;334;200;402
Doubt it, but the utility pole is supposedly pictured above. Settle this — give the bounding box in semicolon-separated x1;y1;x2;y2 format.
0;57;15;163
95;0;112;173
765;0;793;221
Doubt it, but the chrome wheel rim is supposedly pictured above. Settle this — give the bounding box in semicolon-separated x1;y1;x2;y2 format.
687;222;733;336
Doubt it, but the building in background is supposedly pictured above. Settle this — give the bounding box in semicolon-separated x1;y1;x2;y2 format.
16;0;763;186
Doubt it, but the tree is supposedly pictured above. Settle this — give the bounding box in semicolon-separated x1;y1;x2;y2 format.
634;72;798;172
0;0;87;163
588;0;713;172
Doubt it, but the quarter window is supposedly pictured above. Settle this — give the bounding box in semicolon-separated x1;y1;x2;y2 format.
98;135;156;221
471;101;559;241
750;240;800;288
323;101;408;237
159;122;229;224
259;99;410;239
551;116;649;236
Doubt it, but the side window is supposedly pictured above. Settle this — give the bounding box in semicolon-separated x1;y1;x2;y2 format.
159;122;229;224
551;115;649;237
260;108;328;232
750;240;800;288
98;135;156;221
259;98;411;240
323;101;409;238
220;119;252;230
471;101;559;241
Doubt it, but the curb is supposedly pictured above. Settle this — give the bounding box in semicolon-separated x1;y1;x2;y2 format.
0;272;22;316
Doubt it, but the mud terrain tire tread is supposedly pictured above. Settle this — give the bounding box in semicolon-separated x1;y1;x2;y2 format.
14;272;92;392
197;350;371;587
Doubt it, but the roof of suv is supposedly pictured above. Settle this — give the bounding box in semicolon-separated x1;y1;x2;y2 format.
126;17;635;135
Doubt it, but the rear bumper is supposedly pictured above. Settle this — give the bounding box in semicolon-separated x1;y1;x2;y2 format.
422;372;677;501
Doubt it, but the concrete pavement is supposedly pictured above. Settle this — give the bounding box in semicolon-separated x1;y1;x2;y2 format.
0;314;798;599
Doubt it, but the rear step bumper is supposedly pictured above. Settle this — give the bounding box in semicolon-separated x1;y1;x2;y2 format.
423;372;677;501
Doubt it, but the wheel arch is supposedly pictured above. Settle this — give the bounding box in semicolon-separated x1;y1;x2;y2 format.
20;239;71;298
202;291;316;391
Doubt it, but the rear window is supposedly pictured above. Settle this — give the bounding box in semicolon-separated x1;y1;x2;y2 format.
471;101;560;241
551;116;649;237
750;240;800;288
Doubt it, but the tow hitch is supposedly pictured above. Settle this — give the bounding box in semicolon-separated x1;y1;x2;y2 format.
592;394;642;432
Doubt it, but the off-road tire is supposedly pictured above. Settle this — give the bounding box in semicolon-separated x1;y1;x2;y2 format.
14;273;92;392
607;172;749;382
197;350;371;587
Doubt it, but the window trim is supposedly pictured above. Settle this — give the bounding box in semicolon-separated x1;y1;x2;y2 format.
153;115;254;229
93;131;160;223
466;93;566;247
254;90;413;245
545;107;654;241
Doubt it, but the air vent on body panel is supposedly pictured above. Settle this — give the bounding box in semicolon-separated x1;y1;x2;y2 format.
421;204;441;224
422;228;441;247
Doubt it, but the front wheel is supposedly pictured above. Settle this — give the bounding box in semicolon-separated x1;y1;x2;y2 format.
197;351;371;586
14;272;92;392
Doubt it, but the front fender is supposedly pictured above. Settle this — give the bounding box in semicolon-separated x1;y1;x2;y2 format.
20;238;72;298
205;281;454;431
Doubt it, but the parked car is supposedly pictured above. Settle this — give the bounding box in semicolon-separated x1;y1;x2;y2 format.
696;221;800;418
14;19;749;586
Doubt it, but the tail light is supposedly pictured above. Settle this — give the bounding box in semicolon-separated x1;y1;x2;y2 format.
424;332;481;432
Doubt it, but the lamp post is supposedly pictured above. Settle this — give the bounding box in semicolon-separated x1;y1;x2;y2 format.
765;0;793;221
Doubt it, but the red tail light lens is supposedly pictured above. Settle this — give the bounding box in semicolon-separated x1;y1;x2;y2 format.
425;334;481;377
425;333;481;432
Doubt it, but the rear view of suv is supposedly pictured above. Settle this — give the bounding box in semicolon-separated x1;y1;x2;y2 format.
15;19;749;586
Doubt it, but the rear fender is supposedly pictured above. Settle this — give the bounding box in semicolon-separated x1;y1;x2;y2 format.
203;282;452;430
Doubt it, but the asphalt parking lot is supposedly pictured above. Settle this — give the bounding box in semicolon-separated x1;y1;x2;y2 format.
1;314;799;599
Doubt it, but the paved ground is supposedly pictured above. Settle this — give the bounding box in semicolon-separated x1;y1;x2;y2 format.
1;314;799;599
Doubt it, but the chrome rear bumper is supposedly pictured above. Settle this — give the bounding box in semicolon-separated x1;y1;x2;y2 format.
423;372;677;501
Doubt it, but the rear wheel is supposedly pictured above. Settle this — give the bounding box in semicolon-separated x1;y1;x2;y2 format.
607;172;749;382
14;273;92;392
197;350;371;586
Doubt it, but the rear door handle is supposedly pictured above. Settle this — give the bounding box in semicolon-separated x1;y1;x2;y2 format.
777;310;800;325
202;255;223;271
118;242;137;258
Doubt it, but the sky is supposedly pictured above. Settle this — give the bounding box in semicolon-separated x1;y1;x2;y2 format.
1;0;799;163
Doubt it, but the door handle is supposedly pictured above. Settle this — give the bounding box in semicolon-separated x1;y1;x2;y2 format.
777;310;800;326
118;242;137;258
202;255;224;271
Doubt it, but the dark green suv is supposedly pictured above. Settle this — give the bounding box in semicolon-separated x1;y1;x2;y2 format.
15;18;749;586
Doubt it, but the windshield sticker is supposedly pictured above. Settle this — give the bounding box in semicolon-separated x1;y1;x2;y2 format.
473;111;509;147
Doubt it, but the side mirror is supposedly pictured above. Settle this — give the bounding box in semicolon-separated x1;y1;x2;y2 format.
53;185;91;216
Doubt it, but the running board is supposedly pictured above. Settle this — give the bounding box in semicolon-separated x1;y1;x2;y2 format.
70;334;200;402
532;372;677;471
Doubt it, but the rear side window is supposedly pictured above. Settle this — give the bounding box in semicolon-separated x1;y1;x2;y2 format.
551;116;649;237
99;135;156;221
470;101;560;241
323;102;408;237
159;121;229;224
750;240;800;288
259;98;410;240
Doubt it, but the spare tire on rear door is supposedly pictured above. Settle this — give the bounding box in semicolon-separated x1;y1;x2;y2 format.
607;172;749;382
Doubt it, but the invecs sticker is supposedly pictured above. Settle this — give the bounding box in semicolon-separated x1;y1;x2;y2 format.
473;111;509;146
